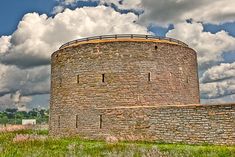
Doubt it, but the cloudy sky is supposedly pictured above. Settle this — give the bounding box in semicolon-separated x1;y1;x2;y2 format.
0;0;235;110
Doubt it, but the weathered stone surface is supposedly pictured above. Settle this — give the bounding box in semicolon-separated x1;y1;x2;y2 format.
50;40;199;109
96;104;235;145
49;38;234;145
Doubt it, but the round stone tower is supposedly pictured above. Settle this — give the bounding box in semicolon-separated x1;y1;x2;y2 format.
49;34;200;136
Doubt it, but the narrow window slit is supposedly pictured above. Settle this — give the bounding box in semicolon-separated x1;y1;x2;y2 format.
77;75;79;84
155;45;158;50
58;116;61;128
102;74;105;83
148;72;151;82
99;115;102;129
59;67;62;87
76;115;78;128
59;77;62;87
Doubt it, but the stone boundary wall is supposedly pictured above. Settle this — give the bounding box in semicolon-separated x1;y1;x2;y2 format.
95;104;235;145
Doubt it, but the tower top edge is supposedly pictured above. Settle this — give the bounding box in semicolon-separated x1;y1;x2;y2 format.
59;34;188;50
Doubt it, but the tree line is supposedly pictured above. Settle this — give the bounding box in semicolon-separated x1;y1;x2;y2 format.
0;108;49;126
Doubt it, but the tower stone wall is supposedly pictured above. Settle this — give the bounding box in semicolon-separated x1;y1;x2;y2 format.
49;35;234;145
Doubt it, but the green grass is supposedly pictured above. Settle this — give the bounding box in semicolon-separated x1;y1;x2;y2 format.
0;130;234;157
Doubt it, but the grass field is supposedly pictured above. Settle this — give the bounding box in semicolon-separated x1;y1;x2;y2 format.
0;128;235;157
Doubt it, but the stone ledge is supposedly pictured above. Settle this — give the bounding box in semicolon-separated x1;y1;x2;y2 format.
97;103;235;110
61;38;182;49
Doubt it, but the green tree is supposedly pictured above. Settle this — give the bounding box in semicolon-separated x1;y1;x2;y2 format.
0;115;8;126
5;108;18;113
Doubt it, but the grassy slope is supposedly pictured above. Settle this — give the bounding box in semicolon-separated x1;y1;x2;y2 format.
0;130;235;157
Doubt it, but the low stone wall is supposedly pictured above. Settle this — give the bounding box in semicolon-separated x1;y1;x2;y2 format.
49;103;235;145
96;104;235;145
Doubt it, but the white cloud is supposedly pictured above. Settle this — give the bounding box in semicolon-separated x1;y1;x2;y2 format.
52;0;77;14
0;93;32;110
52;5;65;14
199;62;235;99
138;0;235;26
0;94;16;110
201;94;235;104
10;91;32;111
185;0;235;24
200;78;235;99
57;0;235;26
0;64;50;97
56;0;79;5
64;0;77;5
166;22;235;70
200;62;235;83
58;0;235;26
89;0;235;26
0;36;11;53
0;6;148;68
100;0;142;10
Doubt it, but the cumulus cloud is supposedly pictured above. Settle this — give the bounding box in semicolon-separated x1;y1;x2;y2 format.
63;0;77;5
201;94;235;104
0;94;16;110
54;0;142;15
57;0;235;26
79;0;235;26
115;0;235;26
52;5;65;14
0;6;148;68
0;64;50;97
56;0;79;5
52;0;82;14
200;78;235;99
100;0;142;10
0;92;32;110
199;62;235;99
166;22;235;70
0;36;11;53
200;62;235;83
10;91;32;111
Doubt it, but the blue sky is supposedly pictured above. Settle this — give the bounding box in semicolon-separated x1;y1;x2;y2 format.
204;23;235;37
0;0;235;110
1;0;235;37
0;0;56;36
0;0;100;36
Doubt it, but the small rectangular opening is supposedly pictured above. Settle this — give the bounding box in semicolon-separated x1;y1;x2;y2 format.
58;116;61;128
76;115;78;128
77;75;79;84
59;77;62;87
102;74;105;83
148;72;151;82
99;115;102;129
